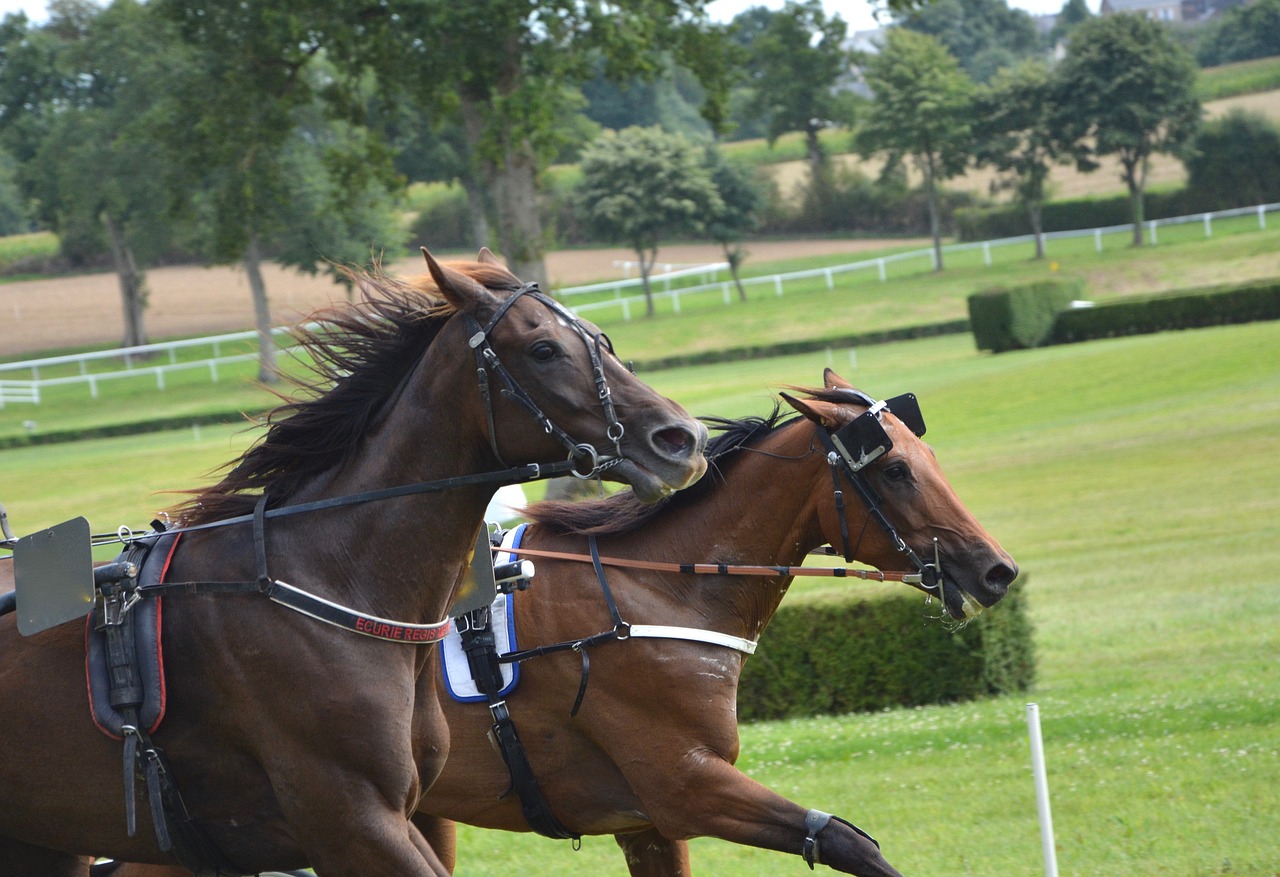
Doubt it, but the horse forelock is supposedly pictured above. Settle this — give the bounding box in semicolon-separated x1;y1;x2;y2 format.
527;405;796;537
170;261;511;526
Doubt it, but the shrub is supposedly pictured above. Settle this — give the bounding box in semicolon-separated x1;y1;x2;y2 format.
968;279;1083;353
1049;278;1280;344
737;576;1034;722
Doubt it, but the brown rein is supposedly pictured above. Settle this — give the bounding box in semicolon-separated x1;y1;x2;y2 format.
493;544;923;584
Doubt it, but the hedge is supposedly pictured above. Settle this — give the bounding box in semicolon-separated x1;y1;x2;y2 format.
967;279;1084;353
955;189;1200;242
1049;278;1280;345
737;576;1034;722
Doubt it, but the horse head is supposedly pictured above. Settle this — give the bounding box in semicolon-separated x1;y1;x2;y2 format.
416;248;707;503
782;368;1017;621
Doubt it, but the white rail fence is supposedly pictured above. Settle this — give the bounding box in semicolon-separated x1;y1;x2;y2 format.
2;201;1276;407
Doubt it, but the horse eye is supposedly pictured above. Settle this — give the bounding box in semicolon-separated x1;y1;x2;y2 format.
530;341;559;362
883;462;910;482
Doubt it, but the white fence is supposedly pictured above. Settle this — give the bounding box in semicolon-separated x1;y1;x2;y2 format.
2;201;1276;407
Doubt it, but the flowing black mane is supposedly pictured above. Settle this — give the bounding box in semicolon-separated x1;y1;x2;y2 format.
528;403;798;536
172;262;518;526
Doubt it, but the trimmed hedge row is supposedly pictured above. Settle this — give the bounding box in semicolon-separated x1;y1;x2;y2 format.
0;410;265;450
1049;278;1280;344
955;189;1201;242
737;576;1034;722
967;279;1084;353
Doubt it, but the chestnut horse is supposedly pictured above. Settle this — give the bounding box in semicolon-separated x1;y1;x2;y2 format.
0;249;706;877
96;370;1014;877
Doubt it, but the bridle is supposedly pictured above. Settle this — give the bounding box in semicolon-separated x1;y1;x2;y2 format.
813;390;945;597
466;282;625;479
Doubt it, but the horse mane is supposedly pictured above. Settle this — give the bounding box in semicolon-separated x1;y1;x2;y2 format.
527;402;798;536
170;260;520;526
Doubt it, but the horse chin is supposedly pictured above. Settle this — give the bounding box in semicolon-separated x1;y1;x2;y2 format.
942;582;986;621
609;459;689;504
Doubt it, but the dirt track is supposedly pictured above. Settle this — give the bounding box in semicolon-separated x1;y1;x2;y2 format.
0;239;915;358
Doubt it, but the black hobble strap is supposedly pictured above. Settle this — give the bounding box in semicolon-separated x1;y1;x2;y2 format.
458;609;580;842
802;808;879;869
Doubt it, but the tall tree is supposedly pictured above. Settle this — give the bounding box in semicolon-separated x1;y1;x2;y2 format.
0;0;185;349
1055;13;1200;247
1195;0;1280;67
702;145;763;302
856;29;975;272
369;1;732;290
577;126;722;317
973;58;1070;259
897;0;1041;84
739;1;855;189
154;0;403;382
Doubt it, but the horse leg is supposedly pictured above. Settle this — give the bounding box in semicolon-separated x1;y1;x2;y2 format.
0;838;92;877
632;756;902;877
614;828;691;877
411;814;457;874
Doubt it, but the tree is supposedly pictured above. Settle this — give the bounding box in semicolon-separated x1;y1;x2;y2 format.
577;126;723;317
1049;0;1092;46
1195;0;1280;67
365;1;733;290
973;58;1070;259
1185;110;1280;210
739;1;855;192
153;0;404;382
703;146;763;301
0;0;186;349
897;0;1041;84
1055;13;1200;246
856;29;975;272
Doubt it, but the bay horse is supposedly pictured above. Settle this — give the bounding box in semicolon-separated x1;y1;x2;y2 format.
0;248;707;877
97;369;1015;877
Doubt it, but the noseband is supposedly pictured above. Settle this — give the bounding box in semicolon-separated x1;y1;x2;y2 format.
467;283;624;479
816;391;944;596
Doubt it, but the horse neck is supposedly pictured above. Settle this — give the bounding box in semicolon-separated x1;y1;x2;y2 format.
262;327;496;624
604;421;829;642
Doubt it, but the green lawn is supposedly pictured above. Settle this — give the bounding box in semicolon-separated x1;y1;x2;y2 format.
3;319;1278;875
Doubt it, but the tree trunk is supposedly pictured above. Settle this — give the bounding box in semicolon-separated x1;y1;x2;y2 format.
461;175;491;253
639;246;657;317
1028;200;1045;260
458;95;548;289
103;212;149;350
244;233;279;384
920;156;944;272
723;244;748;302
1124;154;1147;247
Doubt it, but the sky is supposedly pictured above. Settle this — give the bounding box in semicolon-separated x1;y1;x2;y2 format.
1;0;1097;33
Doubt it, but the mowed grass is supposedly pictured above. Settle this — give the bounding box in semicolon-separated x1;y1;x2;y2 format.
2;319;1278;875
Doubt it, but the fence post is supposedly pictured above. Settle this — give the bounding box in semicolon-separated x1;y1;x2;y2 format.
983;241;991;266
672;290;681;314
621;299;631;322
878;259;886;282
774;276;783;297
824;268;834;290
1026;704;1059;877
155;368;165;391
1203;213;1212;238
722;283;731;304
1148;221;1158;245
1095;228;1103;253
1260;204;1268;230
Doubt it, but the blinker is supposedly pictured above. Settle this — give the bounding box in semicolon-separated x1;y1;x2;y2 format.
829;393;927;473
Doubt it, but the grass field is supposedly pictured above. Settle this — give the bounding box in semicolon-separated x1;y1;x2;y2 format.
2;317;1278;875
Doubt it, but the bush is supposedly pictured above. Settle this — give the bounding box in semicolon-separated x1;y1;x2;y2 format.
737;576;1034;722
955;189;1200;241
968;279;1083;353
406;184;476;252
1185;110;1280;211
1049;278;1280;344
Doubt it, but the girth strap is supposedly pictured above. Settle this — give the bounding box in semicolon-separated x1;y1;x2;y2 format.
457;607;580;842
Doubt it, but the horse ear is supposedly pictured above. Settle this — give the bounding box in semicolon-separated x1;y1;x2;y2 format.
421;246;498;313
823;368;856;390
780;391;843;429
476;247;503;267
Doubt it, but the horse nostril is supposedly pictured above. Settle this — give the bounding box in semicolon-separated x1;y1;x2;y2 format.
985;561;1018;591
652;424;704;459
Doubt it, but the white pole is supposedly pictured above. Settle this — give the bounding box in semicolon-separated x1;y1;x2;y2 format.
1026;703;1059;877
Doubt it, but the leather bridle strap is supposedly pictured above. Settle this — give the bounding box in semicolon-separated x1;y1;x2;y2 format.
493;544;923;584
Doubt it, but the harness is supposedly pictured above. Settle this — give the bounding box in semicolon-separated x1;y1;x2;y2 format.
456;392;929;851
2;282;635;873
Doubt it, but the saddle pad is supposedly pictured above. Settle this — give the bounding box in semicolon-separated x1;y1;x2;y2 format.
441;525;525;703
85;532;180;740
